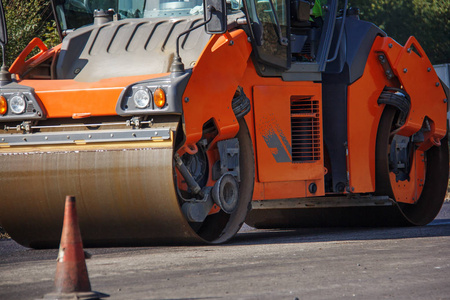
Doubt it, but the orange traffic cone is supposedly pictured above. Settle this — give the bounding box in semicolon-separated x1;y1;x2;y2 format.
44;196;108;300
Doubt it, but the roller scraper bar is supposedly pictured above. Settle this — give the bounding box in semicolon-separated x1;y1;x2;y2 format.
0;127;170;147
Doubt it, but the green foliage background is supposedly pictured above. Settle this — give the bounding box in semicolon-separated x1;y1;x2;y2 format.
347;0;450;64
2;0;59;65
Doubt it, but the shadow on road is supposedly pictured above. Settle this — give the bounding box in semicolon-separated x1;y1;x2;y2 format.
230;218;450;246
3;205;450;260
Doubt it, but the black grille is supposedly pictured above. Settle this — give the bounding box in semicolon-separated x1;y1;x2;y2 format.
291;96;321;162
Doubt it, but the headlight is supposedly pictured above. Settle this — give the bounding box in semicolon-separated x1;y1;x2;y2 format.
10;95;26;114
133;89;151;109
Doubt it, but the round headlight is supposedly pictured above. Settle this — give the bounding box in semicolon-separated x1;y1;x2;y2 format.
10;95;26;114
133;89;151;109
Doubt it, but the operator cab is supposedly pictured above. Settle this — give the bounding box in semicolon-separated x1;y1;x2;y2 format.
290;0;324;62
243;0;340;80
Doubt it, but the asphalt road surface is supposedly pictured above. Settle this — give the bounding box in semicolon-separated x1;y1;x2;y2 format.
1;202;450;300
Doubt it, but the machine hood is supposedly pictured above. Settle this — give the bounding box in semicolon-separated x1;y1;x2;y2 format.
56;16;210;82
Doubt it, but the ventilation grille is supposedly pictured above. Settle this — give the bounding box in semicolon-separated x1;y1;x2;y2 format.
301;42;311;56
291;96;321;162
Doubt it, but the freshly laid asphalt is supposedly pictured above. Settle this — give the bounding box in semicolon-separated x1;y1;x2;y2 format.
1;202;450;300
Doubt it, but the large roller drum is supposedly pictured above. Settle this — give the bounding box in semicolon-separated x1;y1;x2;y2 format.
0;118;254;248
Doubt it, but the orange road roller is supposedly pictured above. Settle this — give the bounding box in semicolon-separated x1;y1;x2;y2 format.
0;0;447;248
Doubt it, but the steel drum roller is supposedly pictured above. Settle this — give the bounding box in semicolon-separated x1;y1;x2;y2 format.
0;140;203;248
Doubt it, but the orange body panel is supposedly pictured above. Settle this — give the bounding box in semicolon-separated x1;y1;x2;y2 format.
238;62;325;200
253;85;323;182
258;180;319;200
181;30;252;151
390;149;425;204
346;45;392;193
375;36;447;148
21;74;167;118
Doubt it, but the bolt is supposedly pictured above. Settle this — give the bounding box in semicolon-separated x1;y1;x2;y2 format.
67;136;70;139
1;138;4;142
388;43;393;48
229;40;234;46
308;183;317;194
351;187;355;192
436;82;440;87
247;37;252;43
444;99;448;103
88;134;92;138
184;97;189;103
132;133;136;137
403;68;408;73
45;136;48;140
378;55;385;63
407;48;411;53
385;70;393;79
23;137;27;141
110;133;114;137
427;67;431;72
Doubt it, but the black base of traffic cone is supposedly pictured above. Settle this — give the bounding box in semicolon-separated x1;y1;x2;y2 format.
43;291;110;300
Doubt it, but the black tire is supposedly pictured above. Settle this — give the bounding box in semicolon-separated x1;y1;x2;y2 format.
196;118;255;243
375;106;449;225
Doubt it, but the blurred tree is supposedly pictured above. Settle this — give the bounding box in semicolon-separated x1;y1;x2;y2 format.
2;0;60;65
346;0;450;64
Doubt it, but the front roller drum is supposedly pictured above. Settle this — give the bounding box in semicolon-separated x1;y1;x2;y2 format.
0;119;254;247
0;143;200;247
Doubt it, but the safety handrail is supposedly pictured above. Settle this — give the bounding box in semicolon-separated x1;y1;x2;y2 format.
326;0;348;63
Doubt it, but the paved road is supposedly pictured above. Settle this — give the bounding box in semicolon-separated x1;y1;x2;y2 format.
1;203;450;300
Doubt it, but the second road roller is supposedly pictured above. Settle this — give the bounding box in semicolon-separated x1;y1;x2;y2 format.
0;0;448;248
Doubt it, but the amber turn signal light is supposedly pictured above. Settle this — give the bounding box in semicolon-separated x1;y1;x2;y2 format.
153;88;166;108
0;96;7;115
